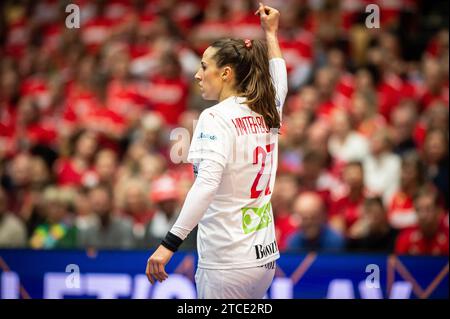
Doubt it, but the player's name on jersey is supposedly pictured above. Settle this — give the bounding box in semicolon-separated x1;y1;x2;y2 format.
231;115;270;136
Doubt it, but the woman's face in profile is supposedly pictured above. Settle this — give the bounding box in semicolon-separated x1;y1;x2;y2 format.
194;46;224;101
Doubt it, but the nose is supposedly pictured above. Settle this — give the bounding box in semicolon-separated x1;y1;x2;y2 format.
194;69;201;81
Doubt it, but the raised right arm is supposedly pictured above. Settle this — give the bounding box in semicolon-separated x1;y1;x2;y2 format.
256;3;288;115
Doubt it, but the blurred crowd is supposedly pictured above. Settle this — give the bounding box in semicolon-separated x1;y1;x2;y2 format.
0;0;448;255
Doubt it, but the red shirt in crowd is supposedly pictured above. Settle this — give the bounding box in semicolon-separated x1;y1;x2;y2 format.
336;73;355;101
229;13;263;40
63;82;100;126
54;158;96;187
18;122;58;147
395;213;449;255
412;121;428;150
0;104;17;157
41;23;62;54
146;75;189;126
81;105;127;151
279;31;314;75
5;17;28;58
316;99;339;120
106;79;148;123
388;191;417;230
81;16;115;54
124;209;155;228
417;82;449;113
0;104;16;137
6;118;58;156
191;19;230;54
330;190;369;230
275;212;299;251
377;73;418;121
20;76;53;111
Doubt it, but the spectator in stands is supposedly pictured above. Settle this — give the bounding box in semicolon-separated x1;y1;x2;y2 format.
78;185;135;249
30;155;52;190
61;55;98;138
139;154;167;184
272;172;300;251
328;109;370;174
54;130;98;187
279;109;312;173
118;178;154;246
13;96;57;152
15;155;53;234
299;150;327;192
73;188;97;233
305;120;330;164
29;186;77;249
105;47;144;127
146;51;189;127
414;102;449;149
5;153;43;233
139;112;168;157
347;197;398;252
116;139;150;181
423;102;449;135
0;186;27;247
330;161;368;236
298;150;342;204
143;174;196;250
143;175;178;242
92;148;118;188
390;101;418;156
350;91;386;139
0;61;19;149
314;66;339;118
353;67;377;99
395;186;449;255
421;129;449;209
419;58;449;112
288;86;319;114
388;151;425;230
286;192;345;252
363;128;401;204
285;109;312;150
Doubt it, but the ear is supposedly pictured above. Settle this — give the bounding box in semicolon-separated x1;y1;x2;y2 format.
221;66;233;81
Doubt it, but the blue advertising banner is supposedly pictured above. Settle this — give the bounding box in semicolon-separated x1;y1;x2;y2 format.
0;249;448;299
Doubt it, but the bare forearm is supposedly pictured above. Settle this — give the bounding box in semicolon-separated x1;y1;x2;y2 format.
265;32;282;59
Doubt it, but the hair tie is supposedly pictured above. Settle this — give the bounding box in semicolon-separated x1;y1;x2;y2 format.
244;39;252;49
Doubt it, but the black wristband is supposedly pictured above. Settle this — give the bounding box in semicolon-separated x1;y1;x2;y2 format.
161;232;183;252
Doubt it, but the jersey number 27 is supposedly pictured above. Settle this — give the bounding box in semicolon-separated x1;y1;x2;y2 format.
250;143;275;199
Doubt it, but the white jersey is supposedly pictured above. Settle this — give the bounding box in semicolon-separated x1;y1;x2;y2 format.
187;58;288;269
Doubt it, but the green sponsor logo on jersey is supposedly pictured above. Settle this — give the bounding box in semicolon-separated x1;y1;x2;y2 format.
242;202;273;234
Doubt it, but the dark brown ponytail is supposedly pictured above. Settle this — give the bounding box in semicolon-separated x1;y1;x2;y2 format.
210;38;281;130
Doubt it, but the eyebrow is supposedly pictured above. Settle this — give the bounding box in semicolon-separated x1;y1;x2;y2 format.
201;61;207;67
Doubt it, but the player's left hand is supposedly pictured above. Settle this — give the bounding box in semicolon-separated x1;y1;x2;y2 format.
145;245;173;284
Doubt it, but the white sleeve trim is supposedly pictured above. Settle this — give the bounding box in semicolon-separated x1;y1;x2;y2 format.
269;58;288;117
